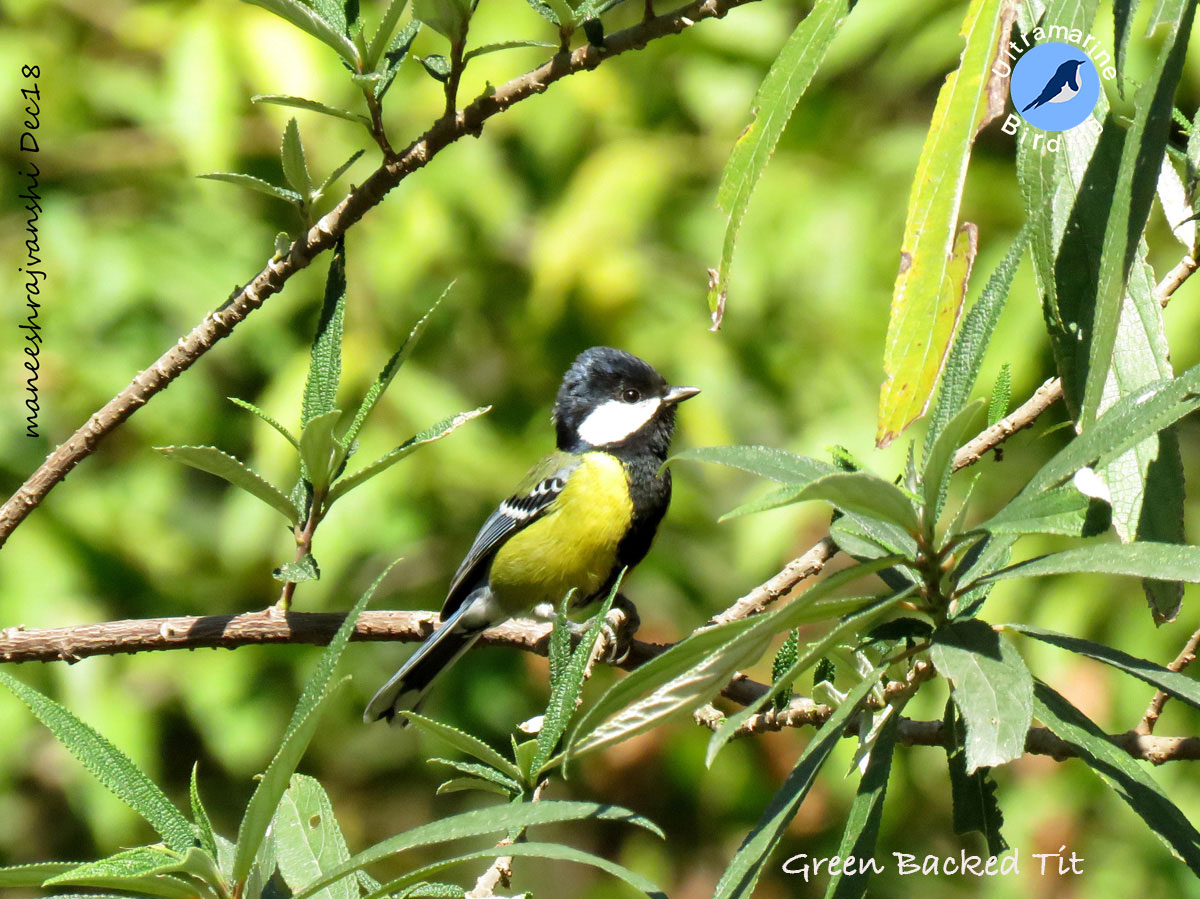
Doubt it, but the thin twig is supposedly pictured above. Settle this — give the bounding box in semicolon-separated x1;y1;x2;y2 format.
706;537;838;625
1137;623;1200;735
0;0;760;549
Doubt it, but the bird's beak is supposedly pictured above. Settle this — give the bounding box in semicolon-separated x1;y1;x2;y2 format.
664;385;701;405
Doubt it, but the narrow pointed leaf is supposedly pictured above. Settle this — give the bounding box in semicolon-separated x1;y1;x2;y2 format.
825;711;900;899
1033;681;1200;871
1079;3;1196;424
1007;624;1200;709
925;228;1026;457
983;543;1200;584
746;471;921;535
976;482;1093;537
156;445;298;524
0;672;195;853
0;862;82;887
708;588;910;765
343;284;453;446
291;802;662;899
300;409;344;492
228;396;300;448
281;118;312;197
714;667;886;899
943;700;1008;856
365;842;665;899
400;711;522;780
316;150;366;197
709;0;853;327
366;0;411;67
878;0;1013;446
327;407;488;504
242;0;361;66
303;239;347;427
464;39;556;61
198;172;303;204
190;763;218;858
921;398;984;529
671;445;839;483
253;94;370;125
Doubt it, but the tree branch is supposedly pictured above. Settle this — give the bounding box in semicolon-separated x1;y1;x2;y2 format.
1137;621;1200;736
0;0;760;549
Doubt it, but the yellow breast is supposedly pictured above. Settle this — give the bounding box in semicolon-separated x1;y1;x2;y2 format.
488;452;633;612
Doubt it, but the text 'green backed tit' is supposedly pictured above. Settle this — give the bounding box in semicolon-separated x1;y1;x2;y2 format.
364;346;699;725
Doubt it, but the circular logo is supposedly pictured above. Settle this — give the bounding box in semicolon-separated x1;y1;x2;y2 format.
1010;42;1099;132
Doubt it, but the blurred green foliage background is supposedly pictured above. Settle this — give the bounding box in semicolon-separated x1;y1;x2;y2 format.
2;0;1200;895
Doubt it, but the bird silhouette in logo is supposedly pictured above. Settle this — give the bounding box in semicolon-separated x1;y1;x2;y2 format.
1022;59;1087;112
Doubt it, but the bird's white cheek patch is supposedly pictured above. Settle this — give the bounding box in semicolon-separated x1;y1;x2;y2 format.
577;398;661;446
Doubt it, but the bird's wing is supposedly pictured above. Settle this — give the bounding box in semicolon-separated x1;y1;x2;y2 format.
441;453;581;617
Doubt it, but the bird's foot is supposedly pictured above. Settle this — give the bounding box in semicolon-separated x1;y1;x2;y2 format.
597;593;640;665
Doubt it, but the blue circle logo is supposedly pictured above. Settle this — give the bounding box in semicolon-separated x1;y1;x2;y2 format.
1010;42;1099;132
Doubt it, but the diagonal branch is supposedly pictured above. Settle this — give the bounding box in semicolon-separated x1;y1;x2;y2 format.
0;0;760;549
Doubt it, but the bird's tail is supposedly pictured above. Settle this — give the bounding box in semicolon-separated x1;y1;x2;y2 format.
1021;98;1039;112
363;601;483;726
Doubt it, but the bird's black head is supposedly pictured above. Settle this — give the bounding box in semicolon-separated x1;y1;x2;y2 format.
552;347;699;457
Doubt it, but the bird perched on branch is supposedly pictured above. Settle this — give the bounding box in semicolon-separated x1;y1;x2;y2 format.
364;346;699;724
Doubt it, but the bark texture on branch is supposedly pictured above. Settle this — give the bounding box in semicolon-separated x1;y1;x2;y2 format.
0;0;759;548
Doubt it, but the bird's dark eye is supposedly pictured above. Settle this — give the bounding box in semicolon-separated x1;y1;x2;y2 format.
621;388;642;403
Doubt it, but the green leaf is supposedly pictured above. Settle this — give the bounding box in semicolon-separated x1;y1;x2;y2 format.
464;39;556;61
1007;624;1200;710
252;94;370;125
413;0;470;40
0;862;81;887
307;0;348;32
273;775;356;899
1033;681;1200;871
921;398;984;532
281;118;313;198
435;776;514;798
198;172;303;204
535;578;621;773
375;20;422;99
400;711;523;781
708;587;911;765
525;0;567;26
983;542;1200;584
928;619;1033;771
234;679;349;882
274;553;321;583
1114;0;1135;92
300;409;345;492
1018;362;1200;499
228;396;300;449
709;0;853;327
315;150;366;199
730;471;921;535
242;0;361;66
670;445;839;483
190;763;218;858
0;672;195;853
975;481;1094;538
428;757;523;794
770;629;800;714
343;284;452;446
943;700;1007;856
234;565;389;881
327;407;489;504
364;842;665;899
877;0;1011;446
45;848;200;899
925;228;1025;458
156;445;298;524
1094;242;1185;623
714;666;886;899
567;616;770;765
302;238;347;427
365;0;411;68
547;591;573;687
1079;3;1196;425
825;711;900;899
291;802;662;899
987;364;1011;427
